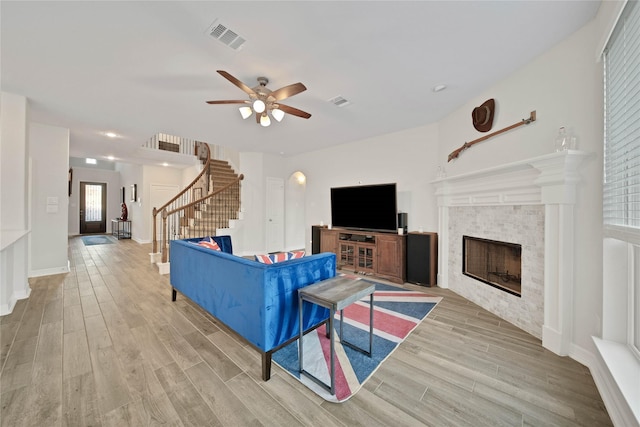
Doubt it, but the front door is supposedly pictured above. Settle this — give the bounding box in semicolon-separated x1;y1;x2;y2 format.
80;182;107;234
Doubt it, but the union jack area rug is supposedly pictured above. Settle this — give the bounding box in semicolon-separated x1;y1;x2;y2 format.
272;277;442;402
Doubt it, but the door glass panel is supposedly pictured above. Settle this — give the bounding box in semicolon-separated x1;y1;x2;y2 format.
85;184;103;221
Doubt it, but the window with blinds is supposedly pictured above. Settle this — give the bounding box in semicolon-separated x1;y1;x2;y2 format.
604;0;640;356
604;0;640;230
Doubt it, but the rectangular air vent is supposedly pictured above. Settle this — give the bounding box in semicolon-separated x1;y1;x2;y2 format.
328;96;351;107
207;20;246;51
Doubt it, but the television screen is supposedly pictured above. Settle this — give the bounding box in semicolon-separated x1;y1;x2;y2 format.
330;183;397;232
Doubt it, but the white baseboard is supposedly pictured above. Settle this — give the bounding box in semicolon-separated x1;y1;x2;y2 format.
149;252;162;263
29;264;69;278
0;284;32;316
157;262;170;275
0;296;17;316
542;325;570;356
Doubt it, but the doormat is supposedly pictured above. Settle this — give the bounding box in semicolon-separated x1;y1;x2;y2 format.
272;279;442;402
81;235;115;246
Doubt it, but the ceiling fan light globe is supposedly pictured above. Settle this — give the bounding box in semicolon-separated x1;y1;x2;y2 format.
272;108;285;122
239;106;253;119
253;99;266;113
260;113;271;127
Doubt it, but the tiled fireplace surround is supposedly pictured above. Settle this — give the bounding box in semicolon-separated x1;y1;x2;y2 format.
434;150;589;356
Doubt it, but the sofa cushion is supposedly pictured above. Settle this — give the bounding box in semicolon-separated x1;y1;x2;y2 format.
185;235;233;254
255;250;305;264
211;235;233;253
198;237;221;251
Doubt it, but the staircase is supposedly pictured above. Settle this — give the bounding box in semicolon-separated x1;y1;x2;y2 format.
151;142;244;274
180;160;242;237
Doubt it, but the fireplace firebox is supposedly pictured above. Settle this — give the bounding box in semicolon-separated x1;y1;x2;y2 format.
462;235;522;297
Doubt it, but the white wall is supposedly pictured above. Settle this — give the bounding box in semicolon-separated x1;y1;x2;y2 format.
68;167;121;236
115;162;143;239
140;164;184;243
285;172;306;251
0;92;30;314
286;123;440;253
29;123;70;276
1;92;28;230
437;21;603;357
239;152;266;254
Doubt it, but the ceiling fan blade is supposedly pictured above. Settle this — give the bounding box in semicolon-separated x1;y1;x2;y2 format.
269;82;307;101
276;103;312;119
206;100;250;105
216;70;255;96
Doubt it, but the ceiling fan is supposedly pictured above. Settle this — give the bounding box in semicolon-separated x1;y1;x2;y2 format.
206;70;311;127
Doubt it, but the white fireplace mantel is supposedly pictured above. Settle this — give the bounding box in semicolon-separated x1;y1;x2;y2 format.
433;150;591;356
433;150;591;207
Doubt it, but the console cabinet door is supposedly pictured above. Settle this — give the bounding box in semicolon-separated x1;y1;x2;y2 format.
339;242;356;270
376;234;406;281
357;244;376;274
320;229;338;254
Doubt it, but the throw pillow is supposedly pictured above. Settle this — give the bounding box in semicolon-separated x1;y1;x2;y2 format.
288;250;305;260
254;250;305;264
197;237;221;251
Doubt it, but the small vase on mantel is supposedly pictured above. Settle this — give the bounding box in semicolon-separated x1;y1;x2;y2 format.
555;127;569;152
555;127;578;152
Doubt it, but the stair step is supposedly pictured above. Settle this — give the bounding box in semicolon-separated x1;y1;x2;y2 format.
191;217;237;227
196;208;240;217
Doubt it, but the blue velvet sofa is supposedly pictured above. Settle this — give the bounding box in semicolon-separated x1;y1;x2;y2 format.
169;236;336;380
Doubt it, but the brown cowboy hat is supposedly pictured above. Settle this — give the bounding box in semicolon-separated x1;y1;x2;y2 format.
472;98;495;132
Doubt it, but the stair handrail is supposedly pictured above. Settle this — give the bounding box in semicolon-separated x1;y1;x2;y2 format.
160;174;244;263
152;141;210;253
164;174;244;217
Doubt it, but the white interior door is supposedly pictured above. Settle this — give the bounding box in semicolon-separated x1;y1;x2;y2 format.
266;177;284;253
150;184;179;242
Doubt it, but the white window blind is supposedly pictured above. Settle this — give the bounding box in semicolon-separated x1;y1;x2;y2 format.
604;0;640;230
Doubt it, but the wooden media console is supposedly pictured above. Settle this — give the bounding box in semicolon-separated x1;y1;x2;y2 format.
319;227;406;283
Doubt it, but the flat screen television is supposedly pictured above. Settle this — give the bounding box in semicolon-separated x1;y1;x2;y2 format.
330;183;397;233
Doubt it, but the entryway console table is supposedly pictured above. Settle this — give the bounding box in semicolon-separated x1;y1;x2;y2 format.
111;219;131;239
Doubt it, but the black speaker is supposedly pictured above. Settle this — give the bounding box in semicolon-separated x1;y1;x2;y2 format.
311;225;325;254
407;232;438;286
397;212;408;233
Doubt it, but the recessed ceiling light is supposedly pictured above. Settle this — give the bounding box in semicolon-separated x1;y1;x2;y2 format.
162;162;169;167
104;132;118;138
107;156;115;161
432;84;447;92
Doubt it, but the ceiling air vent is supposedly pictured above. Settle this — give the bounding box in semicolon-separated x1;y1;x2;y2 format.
207;20;246;51
328;96;351;107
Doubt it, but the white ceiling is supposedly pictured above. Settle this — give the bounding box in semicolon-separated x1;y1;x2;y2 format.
1;1;601;164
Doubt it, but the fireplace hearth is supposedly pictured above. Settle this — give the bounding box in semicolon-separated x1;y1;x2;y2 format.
462;235;522;297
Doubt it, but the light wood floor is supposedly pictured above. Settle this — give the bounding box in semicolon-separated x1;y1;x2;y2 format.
1;236;612;426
